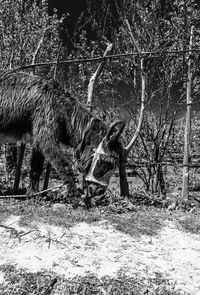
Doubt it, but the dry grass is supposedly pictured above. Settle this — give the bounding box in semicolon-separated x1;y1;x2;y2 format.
0;264;186;295
0;198;167;238
172;209;200;234
1;193;200;238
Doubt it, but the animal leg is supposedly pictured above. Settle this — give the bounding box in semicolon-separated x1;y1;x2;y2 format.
39;141;80;203
28;148;44;195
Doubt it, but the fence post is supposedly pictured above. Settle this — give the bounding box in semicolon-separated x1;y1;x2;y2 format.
182;25;194;200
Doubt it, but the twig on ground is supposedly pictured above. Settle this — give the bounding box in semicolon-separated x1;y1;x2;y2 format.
0;184;63;199
34;255;42;260
19;229;38;237
0;224;20;236
0;194;27;199
0;224;38;242
32;184;63;196
48;231;51;249
35;232;68;248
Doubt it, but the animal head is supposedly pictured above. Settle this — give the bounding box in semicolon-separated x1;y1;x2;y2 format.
84;119;125;196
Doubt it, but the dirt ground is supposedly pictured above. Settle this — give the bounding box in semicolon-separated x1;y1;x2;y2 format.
0;207;200;295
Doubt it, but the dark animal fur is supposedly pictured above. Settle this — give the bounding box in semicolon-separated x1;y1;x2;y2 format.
0;70;124;201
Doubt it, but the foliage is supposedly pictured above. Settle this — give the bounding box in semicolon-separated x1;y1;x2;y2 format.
0;0;63;71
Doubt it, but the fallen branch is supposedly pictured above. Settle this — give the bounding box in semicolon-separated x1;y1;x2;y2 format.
0;224;37;243
0;184;63;199
32;184;63;196
0;194;27;199
0;224;20;235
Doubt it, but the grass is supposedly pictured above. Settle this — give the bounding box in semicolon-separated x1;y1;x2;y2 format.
1;194;200;238
0;264;187;295
172;209;200;235
106;207;167;237
0;198;168;238
1;172;200;238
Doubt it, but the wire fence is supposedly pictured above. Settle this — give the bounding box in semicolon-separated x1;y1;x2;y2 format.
13;47;200;72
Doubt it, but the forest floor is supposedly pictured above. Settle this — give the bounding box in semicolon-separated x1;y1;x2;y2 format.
0;191;200;295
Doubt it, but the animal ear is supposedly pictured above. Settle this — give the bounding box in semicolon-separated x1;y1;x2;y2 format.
106;120;125;142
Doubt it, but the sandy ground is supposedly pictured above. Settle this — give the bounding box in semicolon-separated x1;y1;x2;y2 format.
0;212;200;294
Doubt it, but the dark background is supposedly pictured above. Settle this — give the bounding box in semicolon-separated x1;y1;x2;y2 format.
47;0;121;50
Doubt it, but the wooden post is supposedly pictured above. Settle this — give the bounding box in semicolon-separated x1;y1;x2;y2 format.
182;25;194;200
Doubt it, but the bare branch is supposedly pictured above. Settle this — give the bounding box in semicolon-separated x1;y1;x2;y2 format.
87;43;113;112
124;19;146;154
53;42;62;79
125;58;146;153
125;18;140;53
31;29;47;65
0;184;62;199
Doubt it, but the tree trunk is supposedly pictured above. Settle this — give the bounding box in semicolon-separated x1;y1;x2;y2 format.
182;25;194;200
119;151;129;196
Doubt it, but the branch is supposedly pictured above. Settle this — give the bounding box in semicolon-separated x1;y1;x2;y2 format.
31;29;47;65
124;19;146;154
125;58;146;153
53;42;62;79
0;184;62;199
87;43;113;112
125;18;140;53
31;21;61;67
